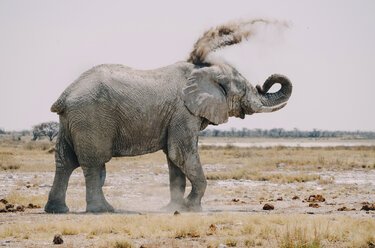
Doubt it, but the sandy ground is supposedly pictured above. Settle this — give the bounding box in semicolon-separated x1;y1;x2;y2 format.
1;164;375;215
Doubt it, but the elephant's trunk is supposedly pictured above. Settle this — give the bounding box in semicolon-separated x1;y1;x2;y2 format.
244;74;292;113
258;74;292;107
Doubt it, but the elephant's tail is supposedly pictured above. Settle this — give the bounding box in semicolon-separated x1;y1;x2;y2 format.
51;94;66;115
187;19;289;65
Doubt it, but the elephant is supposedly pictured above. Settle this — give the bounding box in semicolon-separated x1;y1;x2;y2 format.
45;19;292;213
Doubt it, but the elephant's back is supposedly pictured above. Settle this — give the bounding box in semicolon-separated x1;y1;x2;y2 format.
56;62;191;112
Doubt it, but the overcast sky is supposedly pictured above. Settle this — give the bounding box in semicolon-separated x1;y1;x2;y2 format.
0;0;374;131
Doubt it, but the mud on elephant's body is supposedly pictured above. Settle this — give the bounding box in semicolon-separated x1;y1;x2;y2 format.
45;19;292;213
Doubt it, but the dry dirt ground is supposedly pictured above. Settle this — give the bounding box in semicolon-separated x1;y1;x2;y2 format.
0;137;375;247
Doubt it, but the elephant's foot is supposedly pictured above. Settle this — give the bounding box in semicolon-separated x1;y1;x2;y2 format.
184;196;203;212
184;201;202;212
163;200;202;212
86;200;114;213
162;201;187;212
45;200;69;213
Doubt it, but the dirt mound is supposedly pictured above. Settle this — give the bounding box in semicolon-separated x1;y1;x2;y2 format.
231;198;246;204
309;203;320;208
27;203;40;209
306;194;325;202
0;204;25;213
361;204;375;211
337;206;355;211
0;198;41;213
53;234;63;244
263;203;274;210
292;196;300;200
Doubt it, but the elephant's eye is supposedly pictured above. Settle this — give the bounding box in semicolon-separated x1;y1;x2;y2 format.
216;82;227;95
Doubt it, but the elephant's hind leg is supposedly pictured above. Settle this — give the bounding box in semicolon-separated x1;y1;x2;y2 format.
71;124;114;213
45;135;78;213
82;164;114;213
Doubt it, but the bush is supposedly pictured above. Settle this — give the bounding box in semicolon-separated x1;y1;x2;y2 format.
0;163;20;171
112;240;134;248
23;141;51;150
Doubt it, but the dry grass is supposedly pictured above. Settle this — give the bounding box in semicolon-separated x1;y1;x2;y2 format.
22;141;51;151
0;137;374;173
3;191;46;207
110;240;134;248
199;145;375;171
0;213;374;247
0;139;55;172
206;169;321;183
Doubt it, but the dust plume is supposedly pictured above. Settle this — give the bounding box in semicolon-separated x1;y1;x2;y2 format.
187;19;289;65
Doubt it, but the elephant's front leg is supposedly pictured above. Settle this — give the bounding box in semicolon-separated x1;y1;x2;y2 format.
165;157;186;211
167;137;207;211
183;154;207;211
82;164;114;213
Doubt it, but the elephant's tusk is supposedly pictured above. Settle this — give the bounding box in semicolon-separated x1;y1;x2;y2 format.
258;102;287;113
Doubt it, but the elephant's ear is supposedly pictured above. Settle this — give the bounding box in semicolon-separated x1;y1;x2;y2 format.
182;66;229;124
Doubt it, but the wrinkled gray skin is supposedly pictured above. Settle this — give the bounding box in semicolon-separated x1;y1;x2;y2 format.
44;62;292;213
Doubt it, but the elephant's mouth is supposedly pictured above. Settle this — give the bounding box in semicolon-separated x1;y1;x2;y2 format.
239;107;246;119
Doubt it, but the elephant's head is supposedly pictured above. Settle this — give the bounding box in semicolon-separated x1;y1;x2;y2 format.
182;63;292;124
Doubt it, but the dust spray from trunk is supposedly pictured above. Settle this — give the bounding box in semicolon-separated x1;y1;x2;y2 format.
187;19;290;65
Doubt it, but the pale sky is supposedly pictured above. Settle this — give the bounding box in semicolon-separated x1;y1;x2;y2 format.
0;0;374;131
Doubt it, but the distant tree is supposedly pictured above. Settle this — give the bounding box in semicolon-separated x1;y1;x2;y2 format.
0;128;5;134
20;130;31;136
199;128;375;139
32;121;59;141
32;127;42;141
